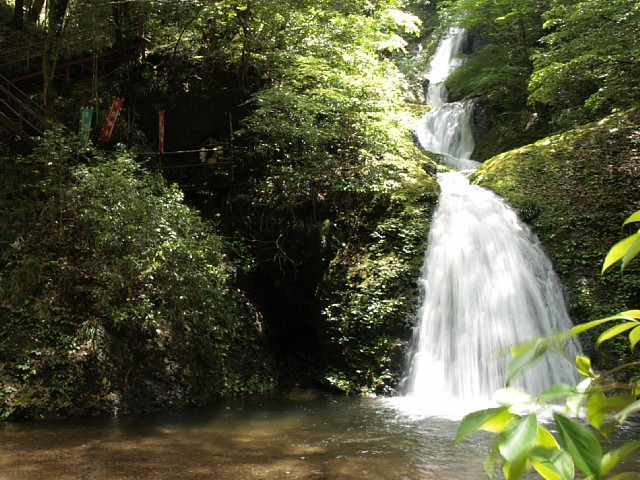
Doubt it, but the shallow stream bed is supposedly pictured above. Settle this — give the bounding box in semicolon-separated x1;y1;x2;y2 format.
0;393;499;479
2;393;639;479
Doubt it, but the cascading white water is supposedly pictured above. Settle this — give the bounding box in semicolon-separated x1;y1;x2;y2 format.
402;172;579;406
417;28;477;170
397;28;579;416
417;101;476;166
424;27;468;108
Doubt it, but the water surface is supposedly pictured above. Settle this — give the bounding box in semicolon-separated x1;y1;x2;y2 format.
1;393;496;479
2;393;639;479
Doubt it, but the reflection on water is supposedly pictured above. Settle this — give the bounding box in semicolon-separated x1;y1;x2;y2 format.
1;394;493;479
1;393;638;479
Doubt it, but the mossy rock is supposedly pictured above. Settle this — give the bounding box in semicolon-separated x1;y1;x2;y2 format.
472;107;640;373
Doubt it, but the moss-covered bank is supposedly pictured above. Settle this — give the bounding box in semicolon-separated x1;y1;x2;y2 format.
316;154;439;394
472;108;640;372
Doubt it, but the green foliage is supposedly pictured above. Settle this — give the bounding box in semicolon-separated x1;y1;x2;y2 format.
17;0;438;397
603;211;640;274
219;0;439;392
0;135;274;419
317;169;438;394
433;0;640;156
529;0;640;128
440;0;546;68
434;0;551;159
455;213;640;479
237;0;427;223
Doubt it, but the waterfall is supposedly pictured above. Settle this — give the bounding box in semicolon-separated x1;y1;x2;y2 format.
424;27;468;108
397;28;579;416
417;27;478;171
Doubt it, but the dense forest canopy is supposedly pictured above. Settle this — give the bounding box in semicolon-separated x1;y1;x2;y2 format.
0;0;639;423
440;0;640;157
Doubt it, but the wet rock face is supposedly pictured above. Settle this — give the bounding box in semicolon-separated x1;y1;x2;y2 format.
470;102;490;148
469;33;486;56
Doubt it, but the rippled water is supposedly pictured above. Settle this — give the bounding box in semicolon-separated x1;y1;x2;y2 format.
2;393;640;479
0;393;500;479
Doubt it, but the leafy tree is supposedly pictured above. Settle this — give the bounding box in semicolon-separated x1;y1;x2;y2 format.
42;0;70;120
10;0;25;29
437;0;551;158
456;210;640;479
239;1;421;204
529;0;640;128
230;1;438;392
0;135;274;418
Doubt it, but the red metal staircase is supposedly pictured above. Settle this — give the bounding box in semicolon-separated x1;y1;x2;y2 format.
0;12;146;149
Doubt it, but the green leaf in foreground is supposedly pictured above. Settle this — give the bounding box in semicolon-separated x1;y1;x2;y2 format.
601;440;640;476
506;338;548;386
530;447;574;480
629;325;640;350
455;406;516;444
575;354;594;378
615;399;640;423
622;211;640;228
538;383;575;403
553;413;602;477
602;232;640;274
499;413;538;462
597;322;639;347
621;234;640;271
570;317;622;337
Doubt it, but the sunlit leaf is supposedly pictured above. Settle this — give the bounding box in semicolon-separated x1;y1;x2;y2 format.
510;337;541;356
499;413;538;462
538;383;574;402
601;440;640;475
553;413;602;477
586;393;636;434
455;406;516;444
622;211;640;228
596;322;638;347
566;378;592;415
615;399;640;423
585;390;607;430
531;447;574;480
483;442;500;478
570;317;621;337
506;338;548;386
602;233;640;274
621;236;640;271
618;309;640;320
502;453;529;480
535;425;560;449
575;354;593;377
583;391;634;435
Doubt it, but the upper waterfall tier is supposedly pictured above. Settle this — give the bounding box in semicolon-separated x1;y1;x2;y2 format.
425;27;468;108
417;27;478;169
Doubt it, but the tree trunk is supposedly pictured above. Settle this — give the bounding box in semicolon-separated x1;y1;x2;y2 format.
27;0;44;24
10;0;25;30
42;0;68;124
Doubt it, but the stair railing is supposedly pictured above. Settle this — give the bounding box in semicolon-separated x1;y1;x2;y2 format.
0;75;45;144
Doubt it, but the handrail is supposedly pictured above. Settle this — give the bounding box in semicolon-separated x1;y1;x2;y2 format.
0;7;145;148
0;22;141;78
0;75;45;137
